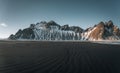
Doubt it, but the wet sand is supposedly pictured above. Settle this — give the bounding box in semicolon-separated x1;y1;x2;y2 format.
0;41;120;73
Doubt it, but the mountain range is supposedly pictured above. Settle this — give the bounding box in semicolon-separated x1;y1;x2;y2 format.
9;20;120;41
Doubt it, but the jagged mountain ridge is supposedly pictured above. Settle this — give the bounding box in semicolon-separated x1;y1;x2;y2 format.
81;20;120;40
9;21;83;40
9;20;120;40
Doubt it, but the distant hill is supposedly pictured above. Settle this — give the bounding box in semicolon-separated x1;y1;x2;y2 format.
9;20;120;41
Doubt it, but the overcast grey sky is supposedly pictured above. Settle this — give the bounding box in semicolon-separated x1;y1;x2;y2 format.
0;0;119;38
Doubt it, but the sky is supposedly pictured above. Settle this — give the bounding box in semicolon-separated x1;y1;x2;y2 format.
0;0;120;38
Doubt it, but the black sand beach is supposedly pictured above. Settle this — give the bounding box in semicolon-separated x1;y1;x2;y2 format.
0;41;120;73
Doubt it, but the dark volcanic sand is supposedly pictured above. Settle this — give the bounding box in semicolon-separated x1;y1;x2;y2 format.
0;41;120;73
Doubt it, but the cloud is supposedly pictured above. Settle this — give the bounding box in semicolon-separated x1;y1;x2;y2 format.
0;23;8;27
